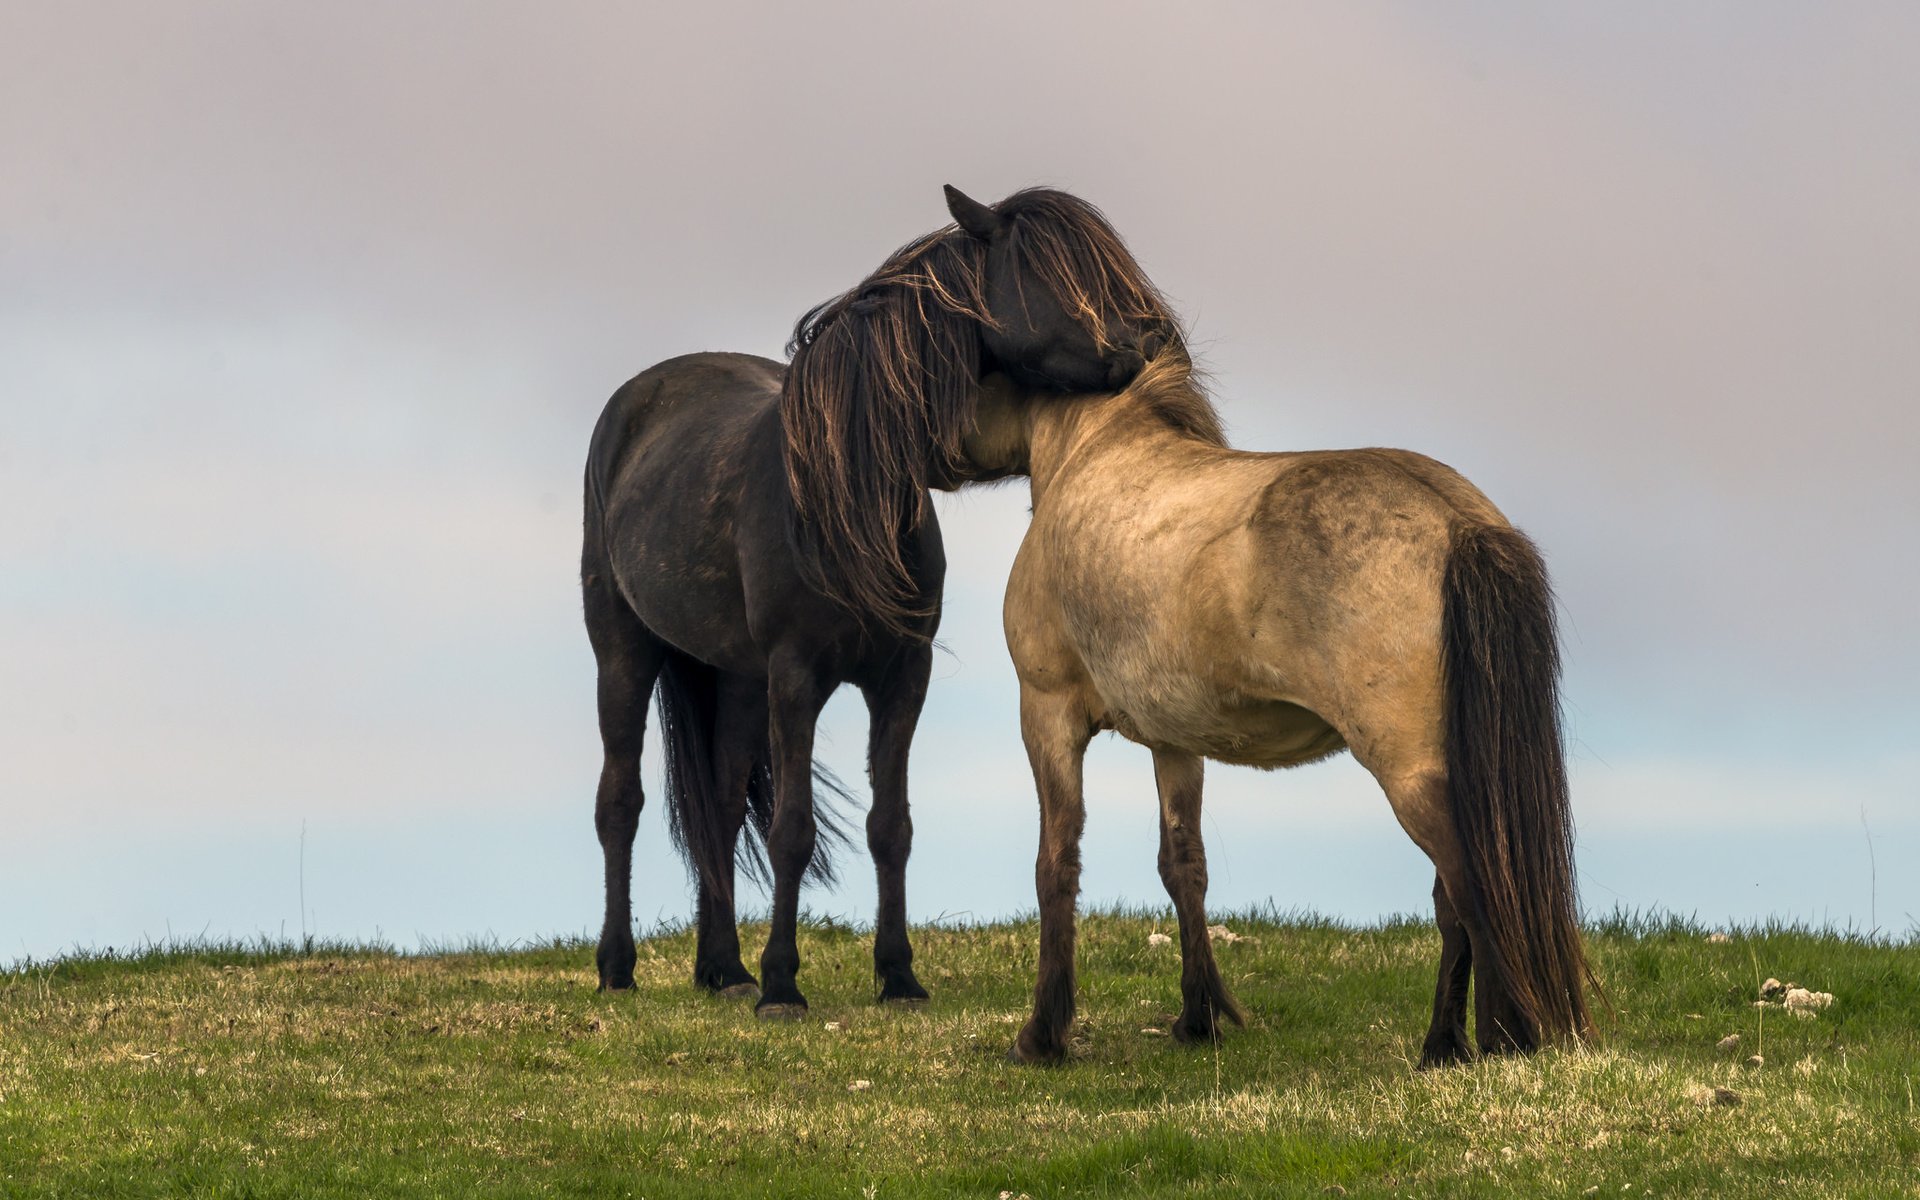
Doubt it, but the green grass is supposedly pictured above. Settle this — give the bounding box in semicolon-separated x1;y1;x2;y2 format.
3;912;1916;1198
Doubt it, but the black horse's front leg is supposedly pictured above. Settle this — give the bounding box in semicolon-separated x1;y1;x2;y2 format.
862;646;934;1004
756;659;830;1018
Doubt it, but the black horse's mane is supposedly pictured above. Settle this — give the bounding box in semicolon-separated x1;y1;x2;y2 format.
780;188;1178;633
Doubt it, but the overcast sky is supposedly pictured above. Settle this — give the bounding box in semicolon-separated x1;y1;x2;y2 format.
4;3;1916;962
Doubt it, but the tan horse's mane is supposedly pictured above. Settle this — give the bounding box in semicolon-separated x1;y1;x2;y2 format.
1122;345;1229;449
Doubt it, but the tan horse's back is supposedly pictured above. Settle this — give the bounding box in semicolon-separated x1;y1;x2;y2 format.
1011;436;1503;779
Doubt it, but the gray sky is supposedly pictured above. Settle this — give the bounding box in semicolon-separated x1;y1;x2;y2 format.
5;3;1916;960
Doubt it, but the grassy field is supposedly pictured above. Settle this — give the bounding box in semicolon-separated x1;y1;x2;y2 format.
2;912;1916;1198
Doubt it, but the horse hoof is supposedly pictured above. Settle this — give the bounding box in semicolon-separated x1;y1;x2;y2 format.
756;1002;808;1021
717;982;760;1001
1007;1037;1066;1066
1417;1050;1471;1070
1418;1033;1475;1070
876;973;930;1005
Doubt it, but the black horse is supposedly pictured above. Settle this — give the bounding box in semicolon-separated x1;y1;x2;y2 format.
582;185;1177;1016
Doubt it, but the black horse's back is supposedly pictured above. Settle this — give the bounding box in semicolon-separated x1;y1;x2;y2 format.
585;351;783;544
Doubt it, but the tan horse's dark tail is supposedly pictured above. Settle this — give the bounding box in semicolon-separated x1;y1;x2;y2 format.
1441;524;1597;1047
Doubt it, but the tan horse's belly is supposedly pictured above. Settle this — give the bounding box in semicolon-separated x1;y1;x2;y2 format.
1079;643;1348;769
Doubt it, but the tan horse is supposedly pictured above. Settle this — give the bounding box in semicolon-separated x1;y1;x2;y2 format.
959;352;1598;1066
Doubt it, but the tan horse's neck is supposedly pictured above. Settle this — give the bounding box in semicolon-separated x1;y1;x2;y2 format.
966;353;1226;507
1032;398;1194;506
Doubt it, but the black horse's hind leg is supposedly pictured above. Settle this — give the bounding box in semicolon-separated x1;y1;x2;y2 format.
1419;873;1474;1068
862;646;933;1004
585;574;667;992
756;656;831;1018
1152;749;1245;1044
692;673;767;997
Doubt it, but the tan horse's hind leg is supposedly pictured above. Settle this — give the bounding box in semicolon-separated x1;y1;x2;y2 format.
1011;685;1095;1065
1422;873;1474;1067
1375;768;1537;1061
1152;748;1247;1043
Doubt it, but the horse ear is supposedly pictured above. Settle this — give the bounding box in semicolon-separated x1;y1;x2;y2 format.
944;184;1004;240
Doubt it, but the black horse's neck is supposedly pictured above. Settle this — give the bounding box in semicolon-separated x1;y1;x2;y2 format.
753;388;941;640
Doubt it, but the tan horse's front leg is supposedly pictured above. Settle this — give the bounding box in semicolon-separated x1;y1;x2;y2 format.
1152;748;1246;1043
1011;685;1093;1064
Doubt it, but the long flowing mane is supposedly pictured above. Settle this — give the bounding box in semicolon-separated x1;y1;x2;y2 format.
782;188;1177;633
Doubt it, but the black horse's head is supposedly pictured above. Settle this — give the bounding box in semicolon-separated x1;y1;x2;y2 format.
944;184;1175;393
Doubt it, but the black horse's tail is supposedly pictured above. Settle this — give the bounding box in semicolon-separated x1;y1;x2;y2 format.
1441;524;1597;1047
653;651;852;902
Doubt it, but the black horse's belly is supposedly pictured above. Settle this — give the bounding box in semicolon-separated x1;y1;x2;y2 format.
612;541;762;676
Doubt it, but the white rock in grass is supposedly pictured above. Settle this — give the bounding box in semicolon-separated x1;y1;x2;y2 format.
1206;924;1243;944
1716;1033;1741;1053
847;1079;872;1092
1784;987;1834;1014
1147;932;1172;947
1706;932;1731;943
1759;977;1786;1000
